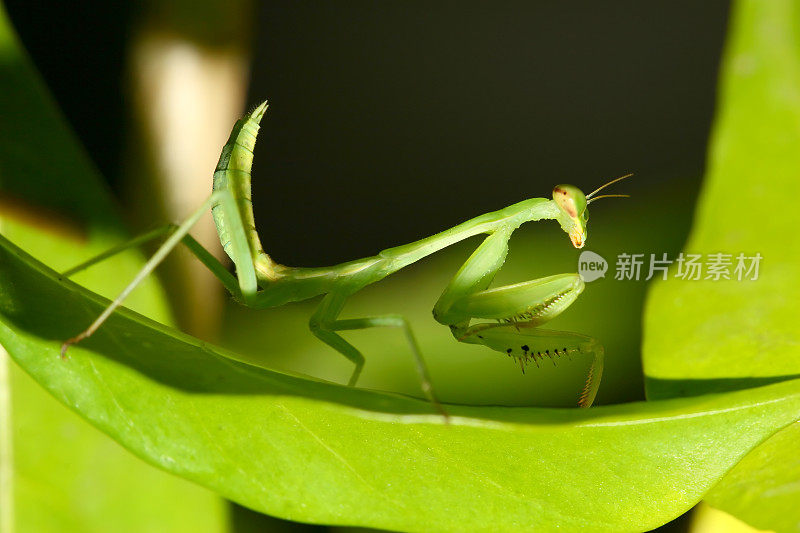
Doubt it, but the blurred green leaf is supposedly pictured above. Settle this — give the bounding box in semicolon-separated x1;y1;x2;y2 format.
3;235;800;532
0;2;224;531
643;0;800;530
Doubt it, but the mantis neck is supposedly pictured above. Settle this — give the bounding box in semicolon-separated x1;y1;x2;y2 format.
253;197;563;294
377;198;561;268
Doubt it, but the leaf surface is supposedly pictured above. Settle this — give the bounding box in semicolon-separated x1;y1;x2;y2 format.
2;235;800;532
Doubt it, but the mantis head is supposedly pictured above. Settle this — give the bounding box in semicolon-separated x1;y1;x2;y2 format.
553;184;589;248
552;173;633;249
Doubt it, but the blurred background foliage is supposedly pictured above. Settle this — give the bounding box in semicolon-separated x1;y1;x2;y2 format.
2;1;767;532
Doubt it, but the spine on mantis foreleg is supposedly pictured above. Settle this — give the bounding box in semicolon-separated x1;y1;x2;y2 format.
212;101;279;281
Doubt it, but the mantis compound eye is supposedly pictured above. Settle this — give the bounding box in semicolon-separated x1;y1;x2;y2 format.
552;184;587;218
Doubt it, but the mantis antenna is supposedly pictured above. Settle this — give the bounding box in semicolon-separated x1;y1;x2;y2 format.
585;173;633;204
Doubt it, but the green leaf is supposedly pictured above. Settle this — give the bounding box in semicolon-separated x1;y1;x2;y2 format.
0;3;225;531
642;0;800;530
3;235;800;532
3;352;226;532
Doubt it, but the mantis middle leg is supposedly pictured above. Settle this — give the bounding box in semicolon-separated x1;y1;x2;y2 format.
433;229;604;407
309;290;445;416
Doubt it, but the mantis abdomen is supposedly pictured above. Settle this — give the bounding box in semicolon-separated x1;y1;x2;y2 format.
212;101;278;280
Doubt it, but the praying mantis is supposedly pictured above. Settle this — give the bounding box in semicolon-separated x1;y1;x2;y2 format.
61;101;631;416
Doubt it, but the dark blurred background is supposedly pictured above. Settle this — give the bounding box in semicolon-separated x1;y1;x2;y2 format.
5;1;729;265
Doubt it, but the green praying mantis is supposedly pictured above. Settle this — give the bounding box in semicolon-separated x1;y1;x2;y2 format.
61;101;631;416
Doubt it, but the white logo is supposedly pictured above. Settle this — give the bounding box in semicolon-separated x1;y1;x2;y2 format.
578;250;608;282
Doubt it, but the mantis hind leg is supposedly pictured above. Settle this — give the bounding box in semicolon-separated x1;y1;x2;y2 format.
61;225;175;278
309;291;446;417
61;189;257;356
61;225;241;297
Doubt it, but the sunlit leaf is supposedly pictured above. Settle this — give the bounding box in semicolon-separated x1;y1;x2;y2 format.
3;235;800;531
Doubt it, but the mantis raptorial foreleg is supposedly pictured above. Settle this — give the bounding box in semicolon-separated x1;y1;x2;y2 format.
433;227;604;407
61;100;632;415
